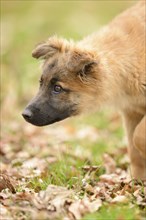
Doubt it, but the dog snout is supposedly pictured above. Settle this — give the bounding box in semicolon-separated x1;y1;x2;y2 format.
22;108;33;120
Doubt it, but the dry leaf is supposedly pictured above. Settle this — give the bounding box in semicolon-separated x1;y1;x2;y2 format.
0;173;16;193
111;195;128;203
103;153;116;174
32;185;74;212
69;197;102;219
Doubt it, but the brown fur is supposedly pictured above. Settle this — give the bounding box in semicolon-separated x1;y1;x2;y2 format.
24;1;146;179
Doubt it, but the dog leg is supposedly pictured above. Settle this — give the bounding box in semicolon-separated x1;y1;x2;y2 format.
133;115;146;159
123;111;146;179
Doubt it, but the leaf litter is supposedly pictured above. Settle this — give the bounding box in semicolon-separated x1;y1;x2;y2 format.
0;122;146;219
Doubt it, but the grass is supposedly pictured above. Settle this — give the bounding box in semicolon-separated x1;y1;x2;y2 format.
82;205;141;220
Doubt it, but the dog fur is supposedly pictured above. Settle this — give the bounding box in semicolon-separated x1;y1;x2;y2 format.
22;1;146;179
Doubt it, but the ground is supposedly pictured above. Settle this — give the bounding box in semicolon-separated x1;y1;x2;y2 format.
1;111;146;219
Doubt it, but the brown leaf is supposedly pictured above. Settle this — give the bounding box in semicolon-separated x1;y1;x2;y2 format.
103;153;116;174
111;195;128;203
32;185;74;212
69;197;102;219
14;191;33;201
0;173;16;193
0;204;10;219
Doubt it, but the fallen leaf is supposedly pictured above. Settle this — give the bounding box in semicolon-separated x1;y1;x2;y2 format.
69;197;102;219
103;153;116;174
0;173;16;193
32;185;74;212
111;195;128;203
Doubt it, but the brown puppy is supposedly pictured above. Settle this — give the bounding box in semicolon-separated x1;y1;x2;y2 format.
22;1;146;179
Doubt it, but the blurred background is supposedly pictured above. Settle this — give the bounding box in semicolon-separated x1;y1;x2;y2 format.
1;0;136;133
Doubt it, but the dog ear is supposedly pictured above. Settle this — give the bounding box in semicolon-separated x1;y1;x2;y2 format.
80;61;97;76
67;48;97;76
32;43;57;59
32;36;67;59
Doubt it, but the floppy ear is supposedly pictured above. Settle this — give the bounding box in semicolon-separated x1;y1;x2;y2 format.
32;36;67;59
32;43;57;59
67;48;97;76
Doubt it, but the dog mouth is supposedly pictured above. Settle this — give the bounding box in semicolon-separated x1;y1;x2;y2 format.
23;114;66;126
22;108;73;126
22;102;78;126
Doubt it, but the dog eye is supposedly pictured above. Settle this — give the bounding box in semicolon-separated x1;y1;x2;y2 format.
53;85;62;94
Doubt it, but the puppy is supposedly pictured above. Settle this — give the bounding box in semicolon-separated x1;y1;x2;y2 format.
22;1;146;179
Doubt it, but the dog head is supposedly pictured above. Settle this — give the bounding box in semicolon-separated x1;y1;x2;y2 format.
22;36;101;126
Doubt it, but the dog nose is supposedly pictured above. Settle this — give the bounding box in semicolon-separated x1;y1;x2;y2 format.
22;109;33;120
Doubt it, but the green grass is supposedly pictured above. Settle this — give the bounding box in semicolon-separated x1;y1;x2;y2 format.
26;160;84;192
82;205;141;220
